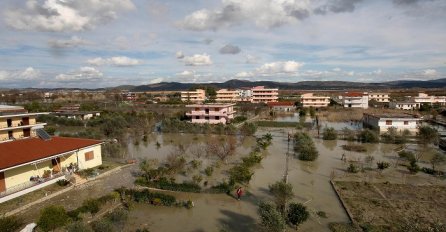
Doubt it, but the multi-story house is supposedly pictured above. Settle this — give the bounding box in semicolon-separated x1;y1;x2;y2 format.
414;93;446;105
341;92;369;109
0;105;103;203
181;89;206;103
300;93;330;108
251;86;278;103
215;89;240;103
389;101;420;110
186;103;235;124
0;105;48;142
363;113;421;134
368;92;390;103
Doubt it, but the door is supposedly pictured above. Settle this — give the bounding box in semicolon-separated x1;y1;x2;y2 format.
22;117;29;125
8;131;13;139
0;172;6;192
52;157;61;173
7;119;12;127
23;128;31;137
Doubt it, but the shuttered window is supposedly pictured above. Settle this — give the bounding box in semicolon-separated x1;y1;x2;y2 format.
85;151;94;161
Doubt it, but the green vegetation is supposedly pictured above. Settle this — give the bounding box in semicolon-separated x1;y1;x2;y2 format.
136;177;202;193
381;127;409;144
117;188;177;206
347;163;359;173
341;144;367;152
430;153;446;172
161;118;237;135
358;129;379;143
38;114;84;126
417;125;439;145
0;216;24;232
293;132;319;161
376;161;390;171
287;203;310;228
269;181;294;215
341;127;356;141
240;122;257;136
38;205;70;232
232;116;247;124
258;201;286;232
322;127;337;140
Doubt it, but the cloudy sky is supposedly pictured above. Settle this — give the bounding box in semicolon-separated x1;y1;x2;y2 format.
0;0;445;88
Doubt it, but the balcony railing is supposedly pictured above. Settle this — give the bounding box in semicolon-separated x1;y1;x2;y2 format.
0;172;66;198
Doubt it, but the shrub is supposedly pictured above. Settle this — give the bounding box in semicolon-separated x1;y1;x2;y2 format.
269;181;294;215
66;221;93;232
417;125;439;145
232;116;247;124
229;164;253;184
38;205;70;232
192;175;203;184
398;150;416;163
341;144;367;152
204;166;214;176
105;209;128;230
57;179;70;187
407;161;420;174
421;167;445;176
322;127;337;140
342;127;356;141
258;201;286;232
358;129;379;143
126;189;177;206
241;152;263;167
81;198;101;215
0;216;24;232
91;219;114;232
376;161;390;171
347;163;359;173
293;132;319;161
209;180;234;194
287;203;310;227
240;122;257;136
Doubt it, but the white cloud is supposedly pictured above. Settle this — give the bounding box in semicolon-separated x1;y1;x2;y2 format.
256;61;304;75
235;71;254;78
178;0;311;31
150;77;164;84
87;56;141;66
0;67;41;81
176;51;185;59
332;67;341;72
176;70;196;78
55;66;103;82
245;54;260;64
5;0;135;32
48;36;89;48
423;69;437;76
183;54;213;66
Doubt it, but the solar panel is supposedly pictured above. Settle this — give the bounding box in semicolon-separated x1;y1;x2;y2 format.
36;128;51;140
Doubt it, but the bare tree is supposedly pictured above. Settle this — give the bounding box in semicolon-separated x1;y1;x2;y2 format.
190;144;206;158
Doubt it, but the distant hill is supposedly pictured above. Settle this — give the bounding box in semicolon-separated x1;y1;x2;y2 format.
130;78;446;91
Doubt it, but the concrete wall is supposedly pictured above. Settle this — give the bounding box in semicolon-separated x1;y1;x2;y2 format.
77;145;103;170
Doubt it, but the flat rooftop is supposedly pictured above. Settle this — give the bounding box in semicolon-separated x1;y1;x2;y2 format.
364;113;421;119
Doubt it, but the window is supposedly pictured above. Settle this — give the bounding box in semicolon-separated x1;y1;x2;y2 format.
205;116;209;120
195;116;199;119
386;120;392;125
216;116;220;120
404;121;408;125
85;151;94;161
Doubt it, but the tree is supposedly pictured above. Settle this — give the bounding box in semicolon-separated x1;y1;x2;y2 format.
417;125;439;145
66;221;93;232
258;202;286;232
37;205;70;232
240;122;257;136
294;132;319;161
322;127;337;140
269;181;294;215
287;203;309;228
0;216;24;232
430;153;446;171
358;129;379;143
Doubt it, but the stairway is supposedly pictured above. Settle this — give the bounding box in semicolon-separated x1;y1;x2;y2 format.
71;173;87;186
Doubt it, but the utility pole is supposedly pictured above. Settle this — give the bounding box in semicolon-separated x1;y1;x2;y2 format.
284;131;291;183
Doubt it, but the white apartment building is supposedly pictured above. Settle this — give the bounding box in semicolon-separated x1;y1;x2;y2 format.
300;93;330;108
363;113;421;134
368;92;390;103
185;104;235;124
181;89;206;103
341;92;369;109
414;93;446;105
251;86;278;103
215;89;240;103
389;101;420;110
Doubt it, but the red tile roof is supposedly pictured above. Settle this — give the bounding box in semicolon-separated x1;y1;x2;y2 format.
267;102;295;107
344;92;365;97
0;137;102;170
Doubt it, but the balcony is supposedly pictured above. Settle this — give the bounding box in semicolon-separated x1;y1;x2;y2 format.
0;122;47;131
186;110;235;116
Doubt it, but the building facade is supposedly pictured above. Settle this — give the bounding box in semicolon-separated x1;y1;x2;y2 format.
0;105;48;142
215;89;240;103
414;93;446;105
181;89;206;103
389;101;420;110
341;92;369;109
363;113;421;133
186;104;235;124
368;92;390;103
267;102;296;112
300;93;330;108
251;86;278;103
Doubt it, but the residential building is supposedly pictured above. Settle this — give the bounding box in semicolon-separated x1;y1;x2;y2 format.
0;105;48;142
186;104;235;124
267;102;296;112
52;111;101;120
251;86;278;103
238;89;252;102
414;93;446;105
216;89;240;103
300;93;330;108
181;89;206;103
0;105;103;203
363;113;421;134
55;104;80;112
368;92;390;103
389;101;420;110
341;92;369;109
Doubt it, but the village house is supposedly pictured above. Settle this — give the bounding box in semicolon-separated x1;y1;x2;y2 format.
181;89;206;103
413;93;446;106
341;92;369;109
186;103;235;124
0;105;103;203
389;101;421;110
267;102;296;112
368;92;390;103
251;86;279;103
215;89;240;103
300;93;330;108
53;104;100;120
363;113;422;134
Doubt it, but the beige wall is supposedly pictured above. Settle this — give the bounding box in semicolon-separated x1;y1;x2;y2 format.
0;129;25;141
77;145;103;169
